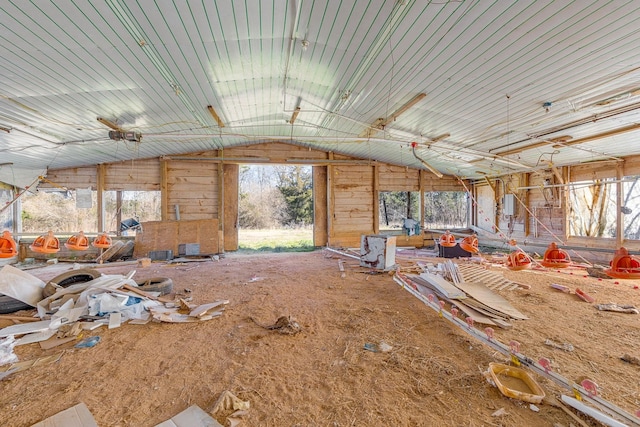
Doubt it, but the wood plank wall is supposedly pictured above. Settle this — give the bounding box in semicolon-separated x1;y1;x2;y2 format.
329;165;375;247
164;160;218;221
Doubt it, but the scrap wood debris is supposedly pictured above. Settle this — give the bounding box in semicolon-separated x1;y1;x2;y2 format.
594;303;639;314
620;354;640;366
250;315;302;335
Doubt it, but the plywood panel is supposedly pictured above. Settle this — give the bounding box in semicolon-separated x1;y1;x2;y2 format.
330;165;375;244
422;175;464;191
105;159;160;190
42;167;97;189
166;160;218;220
133;219;219;257
570;162;617;181
475;184;495;234
378;164;420;191
224;142;329;161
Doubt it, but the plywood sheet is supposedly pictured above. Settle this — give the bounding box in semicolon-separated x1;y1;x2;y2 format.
133;219;219;258
454;281;528;320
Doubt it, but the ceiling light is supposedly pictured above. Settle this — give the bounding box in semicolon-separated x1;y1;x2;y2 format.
97;117;123;131
207;105;225;128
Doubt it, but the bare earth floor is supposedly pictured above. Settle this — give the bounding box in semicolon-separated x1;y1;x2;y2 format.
1;250;639;426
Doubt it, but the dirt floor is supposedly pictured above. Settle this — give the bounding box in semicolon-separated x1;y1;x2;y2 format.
1;249;639;426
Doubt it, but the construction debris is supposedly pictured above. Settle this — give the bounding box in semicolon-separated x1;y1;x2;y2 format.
595;303;639;314
620;354;640;366
31;402;98;427
0;267;229;379
156;405;223;427
250;315;302;335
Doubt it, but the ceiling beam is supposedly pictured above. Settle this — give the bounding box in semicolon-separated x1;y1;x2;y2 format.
289;107;301;125
207;105;225;128
97;117;123;131
359;93;426;138
497;123;640;156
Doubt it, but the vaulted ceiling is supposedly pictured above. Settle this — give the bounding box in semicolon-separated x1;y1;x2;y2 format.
2;1;640;187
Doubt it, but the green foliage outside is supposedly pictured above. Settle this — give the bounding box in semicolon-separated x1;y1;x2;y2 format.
275;166;313;226
379;191;420;228
239;165;313;229
424;191;468;229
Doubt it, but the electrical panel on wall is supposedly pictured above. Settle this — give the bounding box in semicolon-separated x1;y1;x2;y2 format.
503;194;516;216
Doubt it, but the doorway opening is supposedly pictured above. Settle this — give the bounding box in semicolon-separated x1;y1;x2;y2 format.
238;164;314;252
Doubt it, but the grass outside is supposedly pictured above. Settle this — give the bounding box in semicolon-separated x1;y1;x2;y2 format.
238;228;315;252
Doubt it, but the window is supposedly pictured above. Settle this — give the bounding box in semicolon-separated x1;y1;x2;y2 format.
379;191;420;231
424;191;468;229
569;179;616;238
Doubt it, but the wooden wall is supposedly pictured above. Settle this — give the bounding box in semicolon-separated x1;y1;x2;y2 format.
328;165;375;247
41;141;473;251
163;160;218;221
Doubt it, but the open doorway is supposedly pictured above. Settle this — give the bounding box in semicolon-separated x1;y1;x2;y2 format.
238;165;314;251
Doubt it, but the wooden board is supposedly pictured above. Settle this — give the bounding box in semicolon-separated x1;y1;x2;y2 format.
313;166;328;246
456;264;528;291
407;273;466;299
133;219;219;258
454;281;528;320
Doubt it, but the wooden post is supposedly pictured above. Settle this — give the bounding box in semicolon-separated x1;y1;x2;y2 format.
313;165;328;246
116;190;122;236
561;166;570;243
160;159;168;221
327;152;335;246
97;164;106;232
223;163;239;251
419;170;425;231
523;173;530;237
616;163;624;247
373;164;379;234
217;154;224;251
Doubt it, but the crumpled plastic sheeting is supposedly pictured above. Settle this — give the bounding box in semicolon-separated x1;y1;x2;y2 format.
0;336;18;366
0;265;45;306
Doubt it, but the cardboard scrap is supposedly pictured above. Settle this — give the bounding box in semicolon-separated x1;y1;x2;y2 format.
31;402;98;427
155;405;223;427
150;300;228;323
211;390;250;414
189;300;229;317
0;351;64;380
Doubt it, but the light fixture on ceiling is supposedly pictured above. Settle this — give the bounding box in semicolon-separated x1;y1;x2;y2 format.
301;39;309;51
108;130;141;142
206;105;225;128
289;107;301;125
97;117;123;131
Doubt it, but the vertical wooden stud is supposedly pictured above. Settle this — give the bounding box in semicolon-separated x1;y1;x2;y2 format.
160;159;168;221
616;163;624;247
313;165;328;246
97;164;106;232
373;164;379;234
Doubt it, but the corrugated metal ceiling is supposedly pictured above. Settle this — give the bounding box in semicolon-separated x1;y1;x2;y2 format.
1;0;640;186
